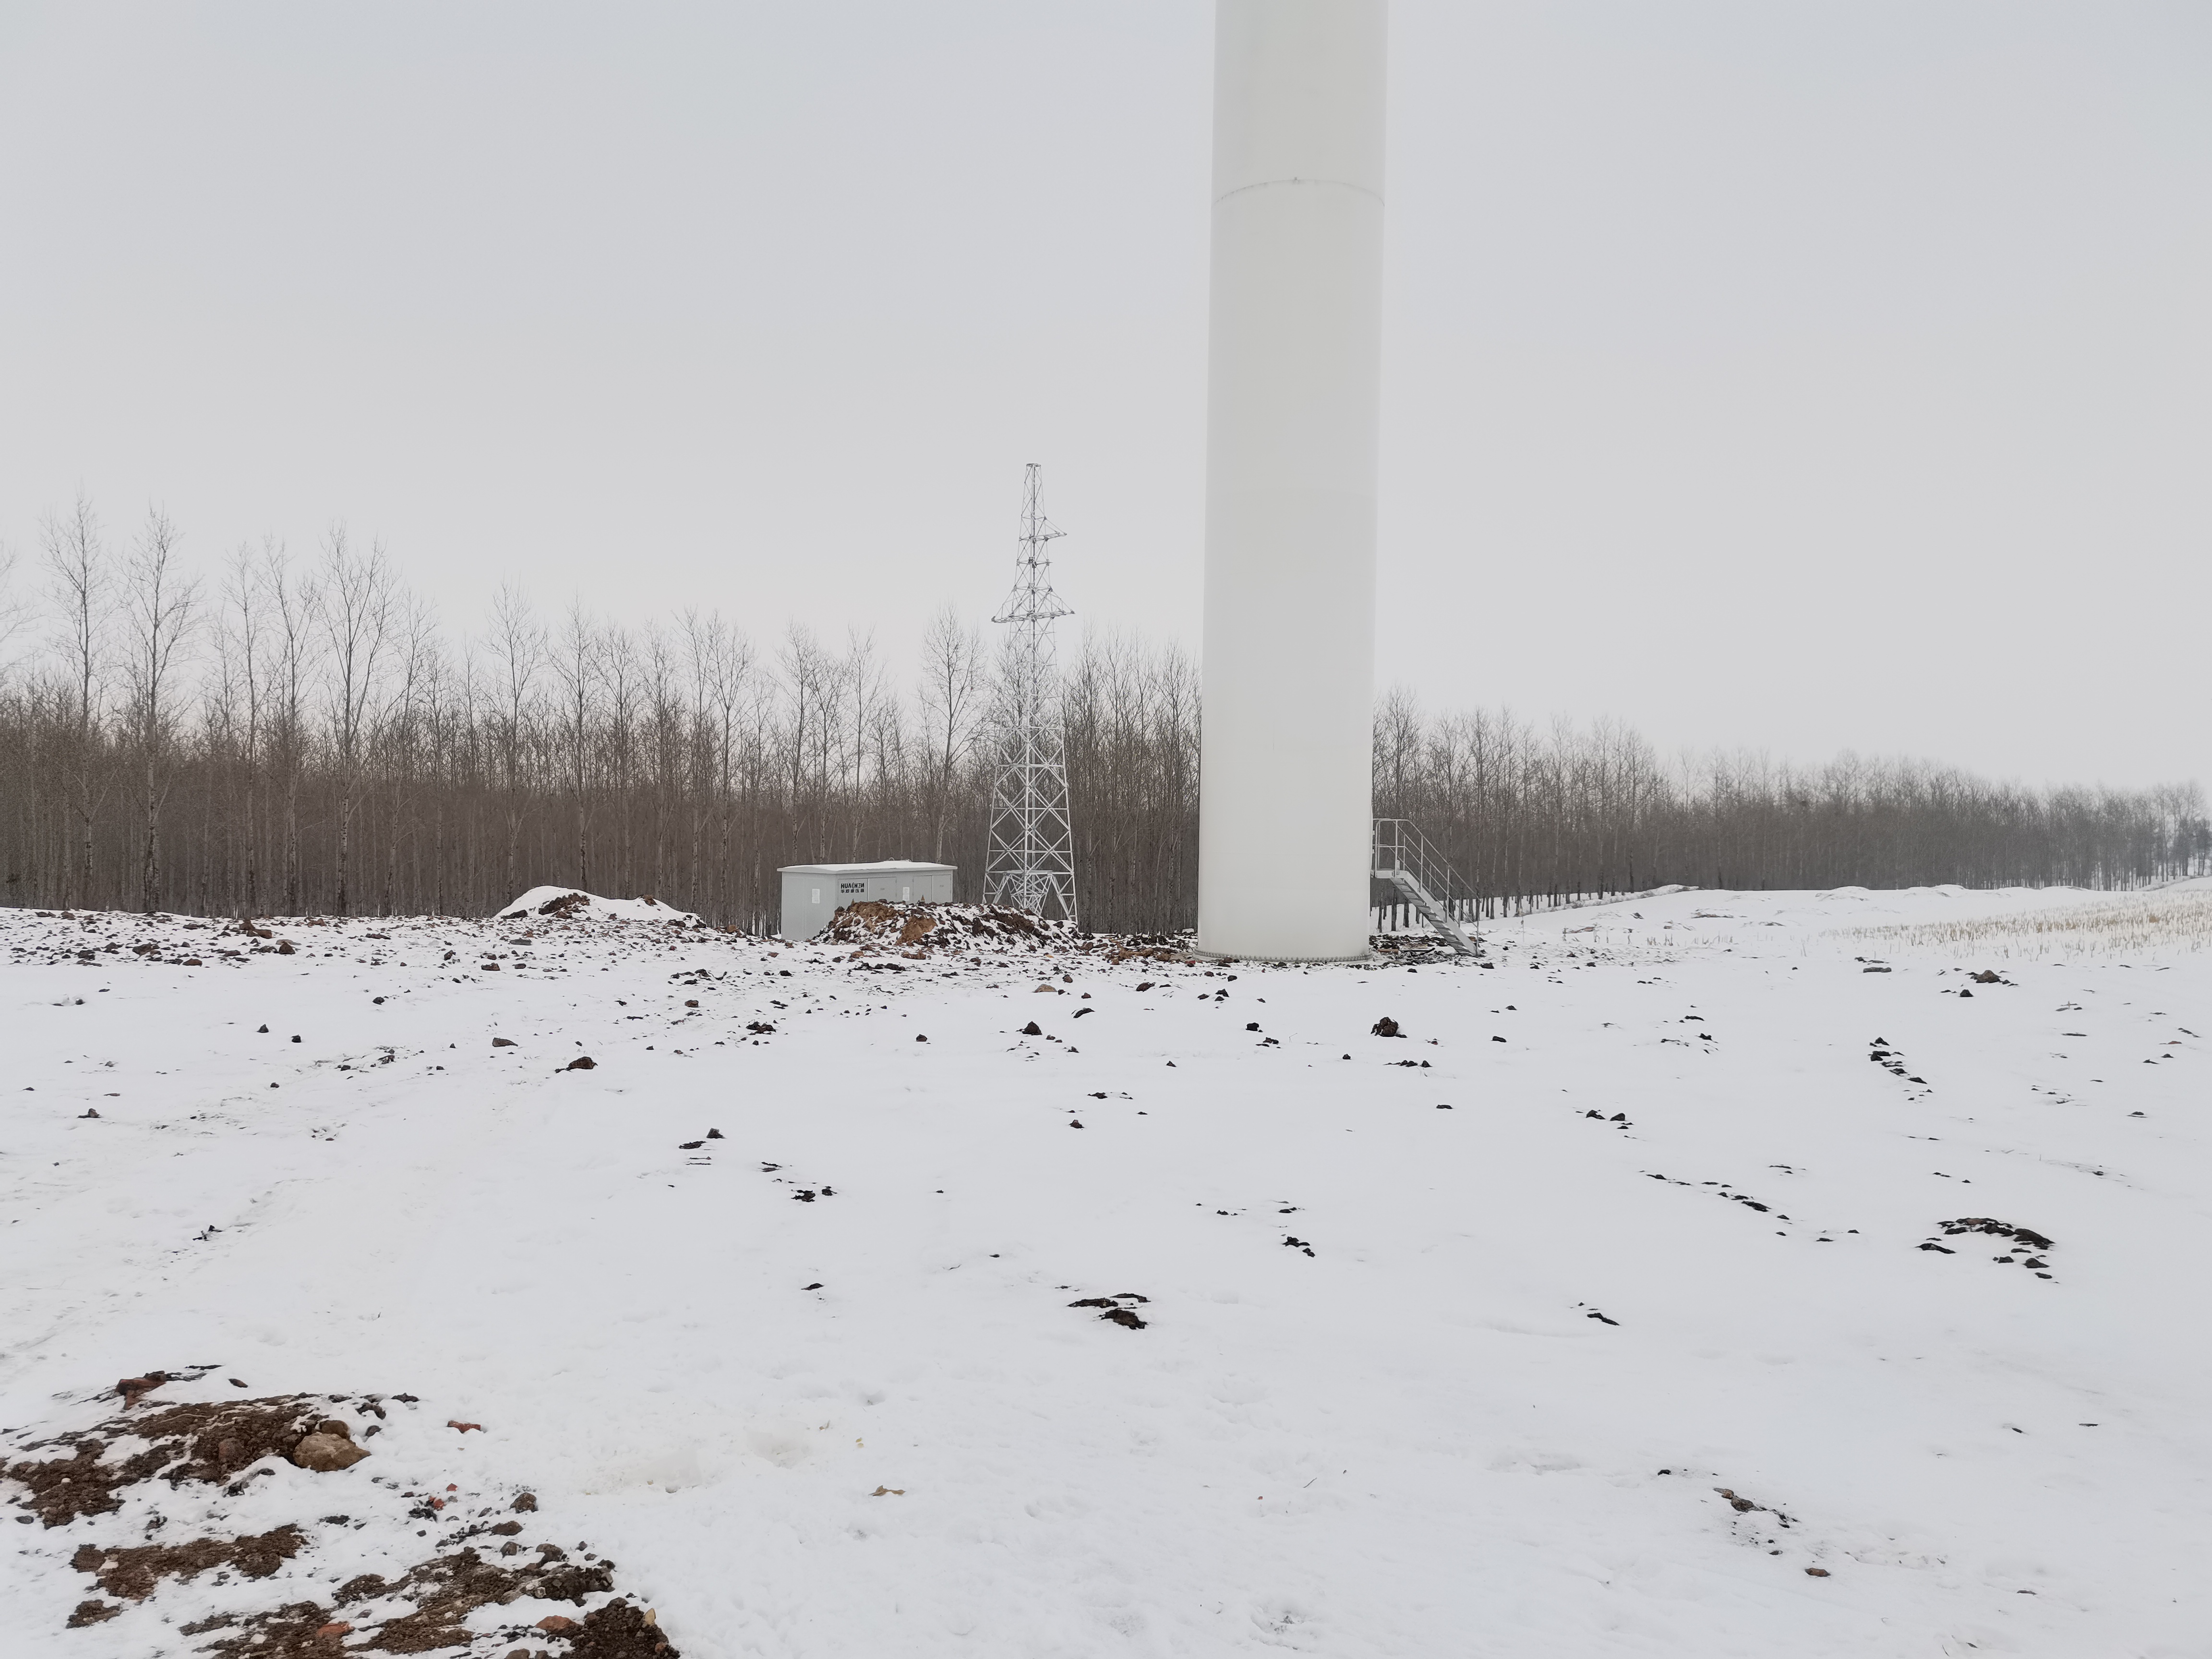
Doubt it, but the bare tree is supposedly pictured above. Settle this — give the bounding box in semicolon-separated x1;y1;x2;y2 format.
778;624;842;855
44;494;113;906
0;542;30;686
376;595;439;914
0;541;39;906
264;546;322;914
485;584;544;904
600;625;642;895
916;605;986;862
684;612;753;917
216;545;271;914
119;508;200;913
551;600;601;889
641;623;683;897
318;528;395;915
840;628;885;858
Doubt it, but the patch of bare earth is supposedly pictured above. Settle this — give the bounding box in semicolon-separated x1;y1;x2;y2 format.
4;1381;677;1656
821;900;1076;955
187;1590;674;1659
3;1392;335;1526
72;1524;305;1600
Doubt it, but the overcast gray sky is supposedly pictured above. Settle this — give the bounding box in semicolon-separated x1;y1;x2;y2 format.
3;2;2205;789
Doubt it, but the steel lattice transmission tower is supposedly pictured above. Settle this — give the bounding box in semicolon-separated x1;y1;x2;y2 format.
985;464;1079;922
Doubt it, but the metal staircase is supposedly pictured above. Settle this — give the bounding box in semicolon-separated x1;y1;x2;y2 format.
1371;818;1479;956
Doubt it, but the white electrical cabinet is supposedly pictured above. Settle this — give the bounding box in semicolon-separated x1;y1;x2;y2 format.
776;860;956;941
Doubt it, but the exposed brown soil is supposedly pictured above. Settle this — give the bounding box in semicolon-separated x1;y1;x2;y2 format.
13;1384;670;1656
9;1435;191;1527
192;1575;666;1658
353;1545;615;1652
119;1370;181;1407
72;1525;304;1600
821;901;1074;954
566;1599;681;1657
3;1395;344;1526
190;1599;347;1658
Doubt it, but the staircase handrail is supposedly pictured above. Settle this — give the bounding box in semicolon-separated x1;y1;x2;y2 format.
1371;817;1471;909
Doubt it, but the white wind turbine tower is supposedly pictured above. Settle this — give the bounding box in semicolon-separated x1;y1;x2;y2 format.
1197;0;1387;960
985;464;1080;922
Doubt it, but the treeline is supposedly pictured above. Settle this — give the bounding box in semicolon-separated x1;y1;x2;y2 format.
1371;693;2208;917
0;503;2202;933
0;503;1208;933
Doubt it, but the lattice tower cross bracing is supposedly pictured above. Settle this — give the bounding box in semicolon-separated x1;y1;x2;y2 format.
984;463;1080;922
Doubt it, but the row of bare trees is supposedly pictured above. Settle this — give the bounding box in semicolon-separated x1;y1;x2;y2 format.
1369;691;2208;917
0;501;2202;933
0;502;1207;932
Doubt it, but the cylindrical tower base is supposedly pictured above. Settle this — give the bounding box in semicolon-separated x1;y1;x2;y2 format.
1196;0;1387;962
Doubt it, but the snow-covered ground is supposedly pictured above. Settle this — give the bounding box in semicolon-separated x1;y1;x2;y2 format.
4;883;2208;1658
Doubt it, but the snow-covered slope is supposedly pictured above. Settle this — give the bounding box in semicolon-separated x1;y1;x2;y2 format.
2;886;2207;1657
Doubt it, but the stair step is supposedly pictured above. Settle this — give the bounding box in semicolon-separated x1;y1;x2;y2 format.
1388;870;1478;956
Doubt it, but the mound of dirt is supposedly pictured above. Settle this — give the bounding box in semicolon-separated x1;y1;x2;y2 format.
494;888;703;926
820;902;1078;955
